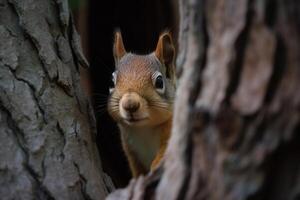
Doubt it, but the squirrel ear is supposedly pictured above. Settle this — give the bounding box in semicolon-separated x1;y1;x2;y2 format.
155;32;176;80
113;31;126;62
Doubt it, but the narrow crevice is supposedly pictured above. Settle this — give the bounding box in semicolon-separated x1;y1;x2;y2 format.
0;102;28;153
215;105;243;151
186;108;210;199
37;185;56;200
176;139;193;200
53;36;66;64
41;157;47;183
25;164;56;200
73;162;93;200
6;66;47;124
2;25;18;38
263;35;286;104
250;127;300;200
74;120;79;138
200;8;209;74
187;0;209;106
56;122;66;162
74;88;85;114
230;114;253;153
23;84;47;124
225;0;253;104
237;112;264;156
265;0;277;28
178;108;208;200
144;170;162;200
86;102;97;141
246;111;269;154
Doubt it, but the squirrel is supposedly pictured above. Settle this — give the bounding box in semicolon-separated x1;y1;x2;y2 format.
107;31;176;177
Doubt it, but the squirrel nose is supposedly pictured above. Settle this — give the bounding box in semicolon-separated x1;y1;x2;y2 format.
122;99;140;113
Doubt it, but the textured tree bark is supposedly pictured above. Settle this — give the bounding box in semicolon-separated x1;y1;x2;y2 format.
0;0;112;199
107;0;300;199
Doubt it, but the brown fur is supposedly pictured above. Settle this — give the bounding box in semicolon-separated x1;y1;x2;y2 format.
108;31;176;177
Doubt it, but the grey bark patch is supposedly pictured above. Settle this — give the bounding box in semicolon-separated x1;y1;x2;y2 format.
57;60;74;96
9;0;58;80
0;108;36;200
0;0;112;199
0;25;18;70
15;38;47;95
56;36;72;63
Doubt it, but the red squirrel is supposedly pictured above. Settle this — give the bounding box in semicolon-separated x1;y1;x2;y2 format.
108;31;176;177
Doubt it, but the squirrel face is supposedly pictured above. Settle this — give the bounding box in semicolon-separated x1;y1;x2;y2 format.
108;32;176;128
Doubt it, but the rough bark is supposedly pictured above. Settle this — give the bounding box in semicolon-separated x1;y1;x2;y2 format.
107;0;300;199
0;0;112;199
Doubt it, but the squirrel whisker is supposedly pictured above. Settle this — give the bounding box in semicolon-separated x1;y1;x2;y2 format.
107;31;176;177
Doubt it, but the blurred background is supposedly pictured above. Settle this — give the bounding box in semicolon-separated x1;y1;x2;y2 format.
69;0;179;187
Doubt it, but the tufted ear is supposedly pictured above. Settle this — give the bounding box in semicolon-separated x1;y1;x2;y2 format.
155;32;176;81
113;31;126;63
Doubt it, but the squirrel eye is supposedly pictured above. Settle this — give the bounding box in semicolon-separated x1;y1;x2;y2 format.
152;72;165;94
155;75;164;89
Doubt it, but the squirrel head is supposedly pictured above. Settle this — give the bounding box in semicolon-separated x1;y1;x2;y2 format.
108;31;176;127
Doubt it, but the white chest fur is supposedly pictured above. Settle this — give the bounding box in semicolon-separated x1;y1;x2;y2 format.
120;126;161;170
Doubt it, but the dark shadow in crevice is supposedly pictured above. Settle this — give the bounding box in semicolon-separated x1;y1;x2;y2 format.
88;0;178;188
248;124;300;200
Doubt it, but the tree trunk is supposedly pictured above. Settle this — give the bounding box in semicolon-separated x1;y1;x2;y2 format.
0;0;112;199
107;0;300;199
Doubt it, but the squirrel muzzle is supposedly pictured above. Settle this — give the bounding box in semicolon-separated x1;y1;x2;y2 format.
121;92;141;113
119;92;149;125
